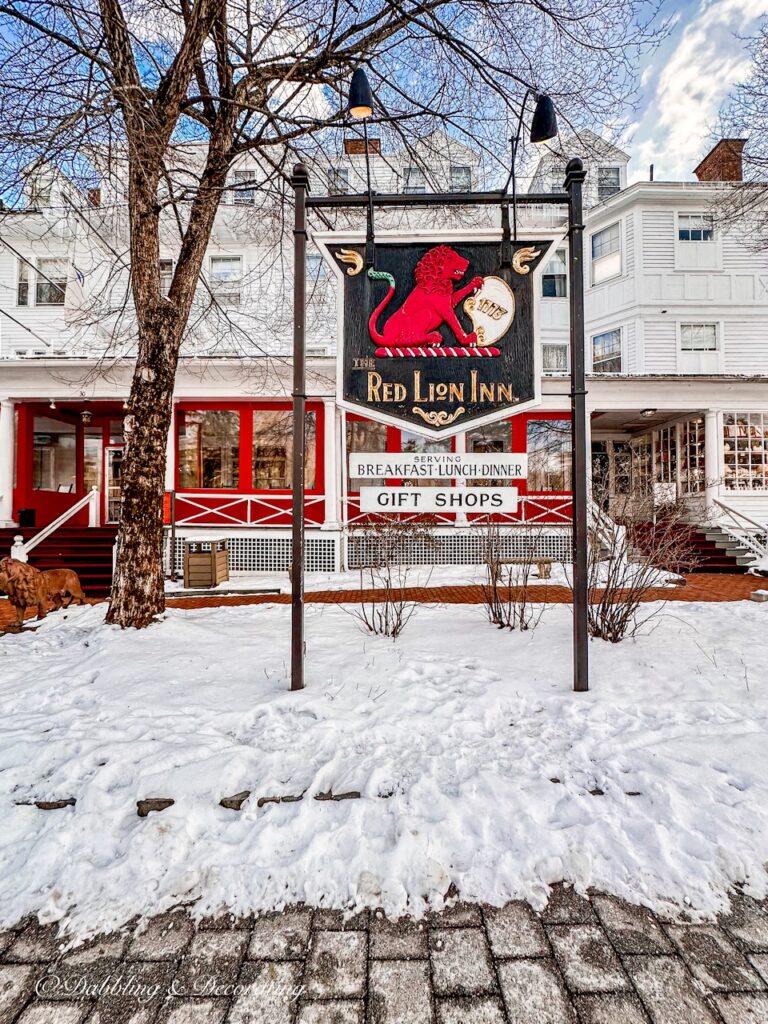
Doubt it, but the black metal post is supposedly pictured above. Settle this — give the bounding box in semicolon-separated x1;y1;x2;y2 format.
290;163;309;692
564;157;589;693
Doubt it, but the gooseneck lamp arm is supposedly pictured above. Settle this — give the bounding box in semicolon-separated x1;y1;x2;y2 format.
363;119;375;269
348;67;376;268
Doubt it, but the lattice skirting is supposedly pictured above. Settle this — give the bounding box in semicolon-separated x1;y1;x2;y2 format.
166;527;572;574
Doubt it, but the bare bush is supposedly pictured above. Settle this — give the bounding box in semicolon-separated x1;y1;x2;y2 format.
345;515;438;639
478;520;548;632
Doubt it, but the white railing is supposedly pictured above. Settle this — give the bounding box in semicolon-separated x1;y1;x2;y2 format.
587;497;625;555
10;487;100;562
171;492;325;528
712;498;768;563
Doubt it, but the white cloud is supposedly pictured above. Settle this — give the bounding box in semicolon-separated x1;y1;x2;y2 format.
628;0;767;182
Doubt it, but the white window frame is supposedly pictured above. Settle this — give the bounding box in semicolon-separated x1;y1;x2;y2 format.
449;164;472;192
680;323;718;352
159;258;174;297
34;258;68;306
677;213;715;243
542;342;569;375
542;249;567;298
677;321;723;373
230;169;256;205
327;167;350;195
403;165;426;194
17;259;30;306
590;222;621;286
723;412;768;493
596;165;622;202
209;255;243;305
591;327;622;374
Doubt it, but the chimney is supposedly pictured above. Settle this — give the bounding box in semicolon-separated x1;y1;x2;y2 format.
344;137;381;156
693;139;745;182
87;188;101;207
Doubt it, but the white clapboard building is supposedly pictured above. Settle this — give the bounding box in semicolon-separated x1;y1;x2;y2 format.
0;132;766;590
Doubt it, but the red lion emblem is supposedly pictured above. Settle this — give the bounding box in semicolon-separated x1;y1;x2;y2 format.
368;245;483;347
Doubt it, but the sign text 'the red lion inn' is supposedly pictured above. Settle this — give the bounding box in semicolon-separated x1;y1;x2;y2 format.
322;236;553;437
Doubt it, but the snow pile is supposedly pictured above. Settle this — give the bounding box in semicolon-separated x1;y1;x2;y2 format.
0;599;767;938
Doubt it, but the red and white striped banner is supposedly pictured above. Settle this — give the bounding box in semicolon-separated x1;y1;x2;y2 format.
374;346;500;358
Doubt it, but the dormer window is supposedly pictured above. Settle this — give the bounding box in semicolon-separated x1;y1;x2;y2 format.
328;167;350;195
597;166;621;202
403;166;426;194
678;214;714;241
231;170;255;205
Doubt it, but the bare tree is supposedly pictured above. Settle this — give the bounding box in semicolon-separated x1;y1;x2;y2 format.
0;0;661;627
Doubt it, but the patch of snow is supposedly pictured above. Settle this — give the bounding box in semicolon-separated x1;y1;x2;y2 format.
0;599;766;939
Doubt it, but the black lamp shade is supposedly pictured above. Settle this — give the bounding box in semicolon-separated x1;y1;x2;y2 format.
529;94;558;144
349;68;373;119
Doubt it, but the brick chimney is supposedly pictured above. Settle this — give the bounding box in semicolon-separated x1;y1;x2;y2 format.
693;139;745;182
344;137;381;156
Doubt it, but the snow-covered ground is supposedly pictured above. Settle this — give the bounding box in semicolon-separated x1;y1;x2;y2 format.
0;597;766;940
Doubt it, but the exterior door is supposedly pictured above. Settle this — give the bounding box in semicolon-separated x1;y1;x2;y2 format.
105;446;124;523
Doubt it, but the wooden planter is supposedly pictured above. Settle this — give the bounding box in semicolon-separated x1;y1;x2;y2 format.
183;538;229;589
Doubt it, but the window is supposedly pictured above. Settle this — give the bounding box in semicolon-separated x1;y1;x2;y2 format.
178;410;240;488
591;329;622;373
591;223;620;284
654;426;678;486
466;421;511;486
678;214;714;242
83;427;103;494
597;166;621;202
542;249;567;297
209;256;242;304
231;169;255;205
543;343;569;374
159;259;173;297
527;419;571;491
723;413;768;491
399;430;451;486
403;166;425;194
17;261;30;306
33;416;76;491
346;418;388;489
328;167;350;195
680;419;705;494
449;165;471;192
307;252;327;281
29;178;52;208
253;409;316;489
681;323;717;351
35;258;68;305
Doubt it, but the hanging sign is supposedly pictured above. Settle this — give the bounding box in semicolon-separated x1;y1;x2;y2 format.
349;452;527;480
359;487;519;513
321;235;552;437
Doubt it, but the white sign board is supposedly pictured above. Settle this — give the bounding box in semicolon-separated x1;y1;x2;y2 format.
349;452;527;481
359;487;519;514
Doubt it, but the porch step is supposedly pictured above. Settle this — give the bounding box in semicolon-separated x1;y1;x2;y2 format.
630;522;755;574
0;526;118;597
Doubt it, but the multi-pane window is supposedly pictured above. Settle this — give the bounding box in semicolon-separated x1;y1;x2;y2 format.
543;343;569;374
17;261;30;305
591;223;620;284
678;214;714;241
178;410;240;488
35;258;68;305
681;323;717;351
591;329;622;373
723;413;768;491
399;430;451;486
209;255;242;304
680;419;705;493
403;166;426;194
449;165;472;191
328;167;350;195
654;426;677;485
252;409;316;489
231;169;255;205
306;252;327;281
542;249;567;297
528;420;571;492
30;178;52;208
159;259;174;297
597;166;621;201
346;418;388;488
33;416;77;491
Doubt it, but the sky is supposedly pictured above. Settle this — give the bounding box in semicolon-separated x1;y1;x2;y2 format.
625;0;767;182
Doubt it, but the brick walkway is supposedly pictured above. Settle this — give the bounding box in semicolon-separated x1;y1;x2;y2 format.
2;887;768;1023
1;573;766;629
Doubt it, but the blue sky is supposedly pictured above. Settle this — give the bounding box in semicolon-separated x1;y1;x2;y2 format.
625;0;767;181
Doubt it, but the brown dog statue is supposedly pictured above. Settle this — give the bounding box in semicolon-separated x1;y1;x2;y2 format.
0;557;48;626
42;568;87;609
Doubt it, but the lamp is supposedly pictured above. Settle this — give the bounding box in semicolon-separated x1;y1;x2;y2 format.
81;410;92;425
640;409;657;418
48;399;56;410
498;91;558;281
348;67;376;268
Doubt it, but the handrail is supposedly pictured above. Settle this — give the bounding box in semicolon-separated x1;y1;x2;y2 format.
10;487;100;562
712;498;768;562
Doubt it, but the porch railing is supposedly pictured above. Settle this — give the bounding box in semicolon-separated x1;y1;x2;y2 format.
10;486;100;562
587;497;625;556
712;498;768;563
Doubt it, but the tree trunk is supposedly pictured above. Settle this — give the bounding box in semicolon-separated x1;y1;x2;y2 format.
106;312;181;628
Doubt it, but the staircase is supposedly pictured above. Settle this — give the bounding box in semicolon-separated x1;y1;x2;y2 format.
0;526;117;597
631;522;756;574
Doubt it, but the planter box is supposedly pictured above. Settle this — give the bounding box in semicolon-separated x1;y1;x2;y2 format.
183;538;229;588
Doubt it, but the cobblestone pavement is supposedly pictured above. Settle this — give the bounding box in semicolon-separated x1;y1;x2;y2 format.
2;887;768;1023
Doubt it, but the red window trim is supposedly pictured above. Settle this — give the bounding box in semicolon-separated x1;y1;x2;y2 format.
174;399;325;495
